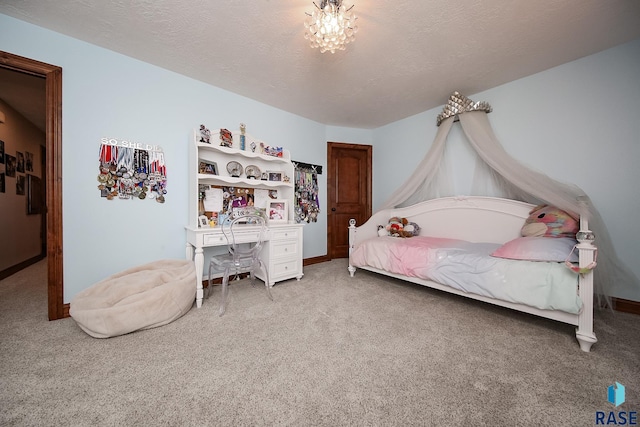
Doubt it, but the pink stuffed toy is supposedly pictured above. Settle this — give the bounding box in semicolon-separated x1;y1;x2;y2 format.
521;205;579;238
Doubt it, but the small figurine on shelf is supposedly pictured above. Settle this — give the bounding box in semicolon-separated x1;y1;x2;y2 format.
199;125;211;143
239;123;246;151
220;129;233;148
283;174;290;183
250;141;257;153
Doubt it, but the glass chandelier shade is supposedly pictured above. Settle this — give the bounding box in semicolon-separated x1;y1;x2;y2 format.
304;0;358;53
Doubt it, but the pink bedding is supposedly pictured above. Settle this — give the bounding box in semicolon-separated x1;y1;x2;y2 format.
350;236;470;276
350;236;582;314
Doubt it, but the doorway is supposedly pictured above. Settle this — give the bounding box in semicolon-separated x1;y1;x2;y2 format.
0;51;64;320
327;142;372;259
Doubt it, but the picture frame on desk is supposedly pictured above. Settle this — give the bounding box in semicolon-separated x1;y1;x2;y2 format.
267;200;288;223
199;160;218;175
267;171;282;182
198;215;210;228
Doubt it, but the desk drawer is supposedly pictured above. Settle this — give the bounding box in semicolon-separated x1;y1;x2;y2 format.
232;230;263;244
203;230;262;246
271;258;299;279
203;233;226;245
271;228;300;241
271;240;299;259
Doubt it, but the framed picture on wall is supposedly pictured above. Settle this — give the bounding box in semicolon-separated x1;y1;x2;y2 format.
16;175;25;195
16;152;25;173
0;140;4;164
267;199;288;223
5;154;16;177
26;152;34;172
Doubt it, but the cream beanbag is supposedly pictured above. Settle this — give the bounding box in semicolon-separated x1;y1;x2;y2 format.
70;259;196;338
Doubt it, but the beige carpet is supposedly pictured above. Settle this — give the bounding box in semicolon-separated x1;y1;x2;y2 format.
1;258;638;426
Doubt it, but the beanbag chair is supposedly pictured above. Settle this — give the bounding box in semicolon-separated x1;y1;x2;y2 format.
70;259;196;338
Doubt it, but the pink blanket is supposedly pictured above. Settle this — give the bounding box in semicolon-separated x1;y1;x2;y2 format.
350;236;470;277
350;236;582;314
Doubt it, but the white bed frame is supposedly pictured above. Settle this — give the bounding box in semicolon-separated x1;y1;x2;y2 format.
348;196;597;352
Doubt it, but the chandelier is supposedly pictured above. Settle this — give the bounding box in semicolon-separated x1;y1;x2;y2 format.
304;0;358;54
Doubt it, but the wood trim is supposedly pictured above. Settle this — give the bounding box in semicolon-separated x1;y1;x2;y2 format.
0;255;46;281
1;51;64;320
304;255;331;266
612;297;640;316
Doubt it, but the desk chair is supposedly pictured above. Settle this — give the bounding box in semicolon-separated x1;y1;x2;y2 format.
207;213;272;316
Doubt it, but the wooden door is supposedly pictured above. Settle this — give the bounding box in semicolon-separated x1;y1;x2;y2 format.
1;51;64;320
327;142;372;259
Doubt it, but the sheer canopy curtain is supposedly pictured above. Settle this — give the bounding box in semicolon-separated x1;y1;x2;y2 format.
379;117;455;210
379;110;639;306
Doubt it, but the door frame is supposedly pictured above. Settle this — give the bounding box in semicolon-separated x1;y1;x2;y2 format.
326;142;372;259
0;51;64;320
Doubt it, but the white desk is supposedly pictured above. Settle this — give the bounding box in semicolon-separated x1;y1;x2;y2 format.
185;222;303;308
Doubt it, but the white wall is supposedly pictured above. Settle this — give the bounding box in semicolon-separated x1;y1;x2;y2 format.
0;100;45;270
373;39;640;301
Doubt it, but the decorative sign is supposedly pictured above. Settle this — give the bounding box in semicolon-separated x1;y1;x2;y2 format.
100;137;163;152
97;137;167;202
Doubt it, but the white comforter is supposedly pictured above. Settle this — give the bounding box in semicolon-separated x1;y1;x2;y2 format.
350;236;582;314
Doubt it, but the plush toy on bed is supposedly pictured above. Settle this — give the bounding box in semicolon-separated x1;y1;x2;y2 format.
521;205;579;238
382;216;420;238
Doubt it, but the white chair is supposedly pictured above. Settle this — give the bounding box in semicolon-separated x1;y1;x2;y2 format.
207;213;272;316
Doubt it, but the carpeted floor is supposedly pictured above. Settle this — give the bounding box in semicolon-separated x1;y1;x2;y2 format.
1;258;638;426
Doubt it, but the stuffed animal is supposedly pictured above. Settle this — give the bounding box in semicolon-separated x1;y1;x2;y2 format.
384;216;420;238
521;205;579;238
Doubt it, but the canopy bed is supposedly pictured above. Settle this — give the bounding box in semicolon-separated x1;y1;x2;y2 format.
348;92;638;352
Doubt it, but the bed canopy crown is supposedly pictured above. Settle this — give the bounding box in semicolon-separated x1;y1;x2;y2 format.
436;91;493;126
380;92;639;306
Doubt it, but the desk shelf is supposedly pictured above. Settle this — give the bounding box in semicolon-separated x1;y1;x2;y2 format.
197;174;293;189
186;127;303;308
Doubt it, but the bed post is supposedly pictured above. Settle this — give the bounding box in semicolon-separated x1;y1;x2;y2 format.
348;219;357;277
575;216;598;352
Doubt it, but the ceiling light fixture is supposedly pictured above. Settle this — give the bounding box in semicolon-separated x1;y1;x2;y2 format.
304;0;358;54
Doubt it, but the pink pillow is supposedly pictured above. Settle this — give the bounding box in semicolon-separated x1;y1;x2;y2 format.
491;237;578;262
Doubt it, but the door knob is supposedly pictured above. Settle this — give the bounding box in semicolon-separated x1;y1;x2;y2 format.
331;207;336;211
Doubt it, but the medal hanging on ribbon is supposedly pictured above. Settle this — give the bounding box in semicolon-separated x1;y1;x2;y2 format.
98;144;118;197
98;141;166;203
294;165;320;223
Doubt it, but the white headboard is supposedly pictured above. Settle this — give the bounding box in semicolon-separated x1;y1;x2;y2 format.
351;196;536;247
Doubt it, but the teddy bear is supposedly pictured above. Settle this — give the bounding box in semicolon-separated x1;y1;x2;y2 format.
521;205;579;238
383;216;420;238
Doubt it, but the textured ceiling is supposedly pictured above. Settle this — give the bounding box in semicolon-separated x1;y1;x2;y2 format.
1;0;640;129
